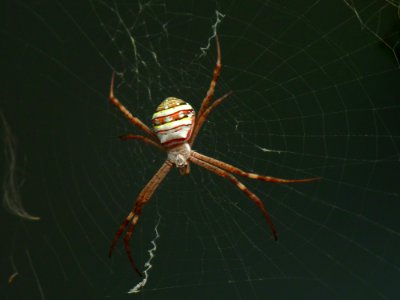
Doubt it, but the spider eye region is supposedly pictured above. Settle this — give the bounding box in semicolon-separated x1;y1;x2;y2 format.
152;97;195;147
167;143;191;168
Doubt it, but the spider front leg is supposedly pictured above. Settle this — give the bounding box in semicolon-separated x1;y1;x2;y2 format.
109;211;142;276
191;151;321;183
109;161;173;276
189;156;279;240
190;152;320;240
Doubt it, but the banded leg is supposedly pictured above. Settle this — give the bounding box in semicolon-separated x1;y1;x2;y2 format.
109;72;157;140
190;91;232;147
190;155;278;241
191;151;321;183
108;161;173;276
119;134;164;151
189;35;222;145
123;215;141;276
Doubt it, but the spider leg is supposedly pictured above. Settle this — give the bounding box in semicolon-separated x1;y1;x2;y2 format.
119;134;164;151
191;151;321;183
108;212;134;258
197;35;221;117
109;72;158;140
189;35;222;145
189;155;278;241
123;215;142;276
190;91;232;147
108;161;173;276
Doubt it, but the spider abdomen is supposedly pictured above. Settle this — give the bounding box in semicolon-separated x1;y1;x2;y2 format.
152;97;195;147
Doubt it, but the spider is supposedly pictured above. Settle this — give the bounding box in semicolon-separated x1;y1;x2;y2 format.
108;36;319;276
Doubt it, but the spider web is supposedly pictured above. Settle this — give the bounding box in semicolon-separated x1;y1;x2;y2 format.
1;0;400;299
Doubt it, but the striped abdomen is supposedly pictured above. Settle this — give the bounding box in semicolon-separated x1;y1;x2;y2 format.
152;97;195;148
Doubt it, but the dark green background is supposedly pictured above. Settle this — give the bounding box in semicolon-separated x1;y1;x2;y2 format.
1;1;399;299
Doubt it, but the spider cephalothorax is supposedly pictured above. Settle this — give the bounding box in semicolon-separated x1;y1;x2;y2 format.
108;36;320;277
